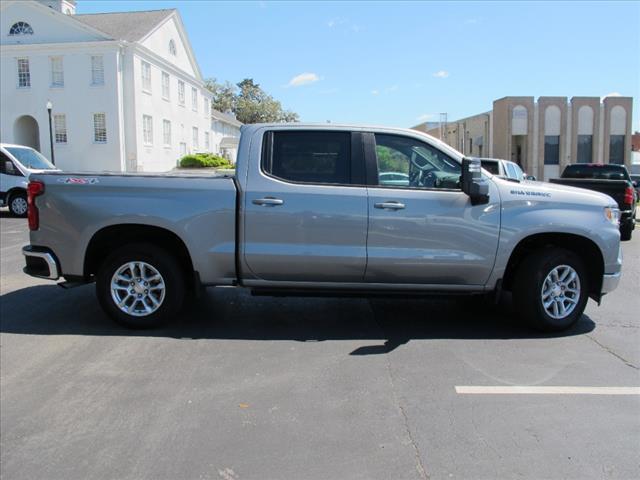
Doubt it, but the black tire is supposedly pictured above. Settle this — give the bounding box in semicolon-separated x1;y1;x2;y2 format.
620;221;633;241
96;243;185;328
8;192;28;217
512;248;589;332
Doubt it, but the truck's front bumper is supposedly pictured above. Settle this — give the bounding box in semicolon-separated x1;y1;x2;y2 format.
22;246;59;280
601;272;621;295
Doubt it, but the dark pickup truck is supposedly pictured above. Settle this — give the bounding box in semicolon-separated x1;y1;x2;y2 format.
550;164;637;240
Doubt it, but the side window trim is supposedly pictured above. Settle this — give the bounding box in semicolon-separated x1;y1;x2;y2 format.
364;132;462;191
260;130;366;187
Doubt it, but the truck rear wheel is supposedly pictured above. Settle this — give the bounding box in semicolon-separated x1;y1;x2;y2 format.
513;248;589;332
96;243;185;328
620;220;633;241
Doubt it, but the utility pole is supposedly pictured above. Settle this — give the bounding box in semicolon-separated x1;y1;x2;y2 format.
439;112;448;141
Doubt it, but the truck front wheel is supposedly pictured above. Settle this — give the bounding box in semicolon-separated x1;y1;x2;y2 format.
8;192;28;217
96;243;185;328
513;248;589;332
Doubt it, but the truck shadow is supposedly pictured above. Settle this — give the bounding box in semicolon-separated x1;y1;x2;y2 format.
0;284;596;355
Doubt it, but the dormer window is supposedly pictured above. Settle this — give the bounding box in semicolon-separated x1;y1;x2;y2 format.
169;39;177;56
9;22;33;36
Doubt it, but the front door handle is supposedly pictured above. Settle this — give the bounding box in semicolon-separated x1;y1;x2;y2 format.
374;201;405;210
253;197;284;206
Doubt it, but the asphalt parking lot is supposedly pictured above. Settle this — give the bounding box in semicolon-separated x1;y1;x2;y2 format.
1;210;639;480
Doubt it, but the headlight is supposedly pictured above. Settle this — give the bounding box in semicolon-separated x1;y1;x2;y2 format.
604;206;620;225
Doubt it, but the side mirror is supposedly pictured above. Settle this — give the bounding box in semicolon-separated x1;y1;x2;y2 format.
5;161;16;175
526;175;537;181
461;157;489;205
633;181;638;187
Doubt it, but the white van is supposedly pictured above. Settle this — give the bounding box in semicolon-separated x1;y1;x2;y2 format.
1;143;59;217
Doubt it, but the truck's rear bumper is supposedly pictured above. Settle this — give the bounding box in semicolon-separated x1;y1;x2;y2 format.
22;246;59;280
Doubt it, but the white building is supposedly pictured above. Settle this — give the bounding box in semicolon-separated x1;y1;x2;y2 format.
211;109;241;163
0;0;239;172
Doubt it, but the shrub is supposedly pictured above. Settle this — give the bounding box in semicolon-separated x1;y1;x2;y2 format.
179;153;234;169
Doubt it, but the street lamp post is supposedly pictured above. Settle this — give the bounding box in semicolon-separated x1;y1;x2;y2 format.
46;100;55;165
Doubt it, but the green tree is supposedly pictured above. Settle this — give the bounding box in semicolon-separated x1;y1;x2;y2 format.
204;77;299;124
204;78;236;113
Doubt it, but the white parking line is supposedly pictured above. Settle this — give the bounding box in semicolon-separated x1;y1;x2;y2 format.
455;386;640;395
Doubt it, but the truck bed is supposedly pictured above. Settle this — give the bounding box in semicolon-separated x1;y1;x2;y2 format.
549;178;628;209
28;171;238;285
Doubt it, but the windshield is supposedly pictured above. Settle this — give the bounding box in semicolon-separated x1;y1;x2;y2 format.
5;147;56;170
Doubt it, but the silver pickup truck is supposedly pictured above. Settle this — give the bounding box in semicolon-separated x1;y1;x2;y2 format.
23;124;622;331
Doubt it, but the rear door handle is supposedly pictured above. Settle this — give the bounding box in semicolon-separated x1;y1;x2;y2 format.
252;197;284;206
374;201;405;210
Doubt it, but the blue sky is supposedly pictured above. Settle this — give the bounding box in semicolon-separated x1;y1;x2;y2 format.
78;1;640;129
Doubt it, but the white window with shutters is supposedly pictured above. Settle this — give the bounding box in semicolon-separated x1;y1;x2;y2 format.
162;71;170;100
50;56;64;87
93;113;107;143
54;114;67;143
192;126;199;149
91;55;104;85
191;87;198;111
17;58;30;88
141;60;151;92
163;119;171;146
143;115;153;145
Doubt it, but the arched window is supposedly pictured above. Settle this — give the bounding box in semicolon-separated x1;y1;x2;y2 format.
9;22;33;36
169;39;177;56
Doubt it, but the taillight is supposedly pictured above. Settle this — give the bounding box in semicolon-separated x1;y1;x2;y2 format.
623;186;634;207
27;181;44;231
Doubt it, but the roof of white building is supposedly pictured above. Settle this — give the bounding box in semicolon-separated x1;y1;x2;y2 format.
74;9;175;42
211;109;243;127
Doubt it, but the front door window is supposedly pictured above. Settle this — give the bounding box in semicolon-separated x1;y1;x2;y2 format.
374;134;461;190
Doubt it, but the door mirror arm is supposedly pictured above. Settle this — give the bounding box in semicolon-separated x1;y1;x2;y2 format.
461;157;490;205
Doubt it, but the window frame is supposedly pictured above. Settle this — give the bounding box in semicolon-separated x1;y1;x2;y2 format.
50;56;64;88
90;55;104;86
192;126;199;149
141;60;152;93
9;22;33;36
53;114;67;144
177;80;185;106
161;71;170;100
260;130;365;187
364;132;462;192
93;113;107;144
143;115;153;146
191;87;198;112
16;57;30;88
163;119;171;147
544;135;560;165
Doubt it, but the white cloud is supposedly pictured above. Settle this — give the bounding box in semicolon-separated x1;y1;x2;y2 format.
327;17;362;32
386;85;399;92
601;92;622;100
416;113;436;122
432;70;449;78
371;89;379;95
287;72;320;87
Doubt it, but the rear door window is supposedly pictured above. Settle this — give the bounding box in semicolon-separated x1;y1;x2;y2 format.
263;131;352;185
481;161;500;175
